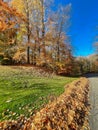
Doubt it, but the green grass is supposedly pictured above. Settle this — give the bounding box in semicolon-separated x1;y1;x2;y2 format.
0;65;77;121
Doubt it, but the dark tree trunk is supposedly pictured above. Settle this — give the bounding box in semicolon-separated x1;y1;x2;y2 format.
27;24;30;64
27;46;30;64
57;19;63;62
41;0;46;58
26;0;30;64
57;41;60;62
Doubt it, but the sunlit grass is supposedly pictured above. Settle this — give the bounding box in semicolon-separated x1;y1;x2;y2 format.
0;65;77;120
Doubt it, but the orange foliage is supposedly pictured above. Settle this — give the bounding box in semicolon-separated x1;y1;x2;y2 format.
0;0;26;31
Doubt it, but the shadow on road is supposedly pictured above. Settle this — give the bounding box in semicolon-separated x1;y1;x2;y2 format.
84;73;98;78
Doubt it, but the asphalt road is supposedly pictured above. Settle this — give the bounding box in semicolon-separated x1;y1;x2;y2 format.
86;74;98;130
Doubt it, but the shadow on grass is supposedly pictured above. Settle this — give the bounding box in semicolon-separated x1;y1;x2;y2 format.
30;83;51;90
57;73;80;78
0;83;51;107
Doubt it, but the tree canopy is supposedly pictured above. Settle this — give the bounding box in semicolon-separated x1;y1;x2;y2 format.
0;0;98;75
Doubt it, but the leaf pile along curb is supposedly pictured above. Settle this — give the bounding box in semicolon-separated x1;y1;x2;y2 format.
0;77;90;130
31;77;90;130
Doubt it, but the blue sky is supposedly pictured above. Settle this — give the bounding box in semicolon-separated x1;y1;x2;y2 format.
54;0;98;56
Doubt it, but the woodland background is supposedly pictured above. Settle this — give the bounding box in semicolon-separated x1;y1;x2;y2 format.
0;0;98;76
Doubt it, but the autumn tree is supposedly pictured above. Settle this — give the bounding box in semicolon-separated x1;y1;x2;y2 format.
31;0;54;65
0;0;26;64
87;54;98;72
0;0;25;31
11;0;35;64
45;4;71;63
0;0;76;75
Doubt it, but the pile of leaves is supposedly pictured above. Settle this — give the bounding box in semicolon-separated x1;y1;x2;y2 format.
0;78;90;130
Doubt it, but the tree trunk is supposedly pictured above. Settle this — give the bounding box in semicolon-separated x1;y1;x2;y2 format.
41;0;46;58
26;0;30;64
27;22;30;64
27;46;30;64
56;19;63;62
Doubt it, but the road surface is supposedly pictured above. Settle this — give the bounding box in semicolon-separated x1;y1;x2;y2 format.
86;74;98;130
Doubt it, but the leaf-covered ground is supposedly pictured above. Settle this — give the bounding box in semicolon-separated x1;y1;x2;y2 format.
0;77;90;130
0;66;77;121
30;77;90;130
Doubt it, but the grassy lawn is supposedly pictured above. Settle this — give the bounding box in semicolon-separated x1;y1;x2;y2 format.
0;65;77;121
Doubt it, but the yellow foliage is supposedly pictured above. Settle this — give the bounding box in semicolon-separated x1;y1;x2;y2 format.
13;51;26;62
11;0;25;15
11;0;42;16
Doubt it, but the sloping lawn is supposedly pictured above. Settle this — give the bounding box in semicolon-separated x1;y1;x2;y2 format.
0;66;77;120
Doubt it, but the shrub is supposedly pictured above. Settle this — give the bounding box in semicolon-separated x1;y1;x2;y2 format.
0;53;4;61
13;52;27;64
1;58;12;65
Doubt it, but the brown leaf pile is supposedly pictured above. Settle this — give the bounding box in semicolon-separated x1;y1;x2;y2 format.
0;78;90;130
31;77;90;130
